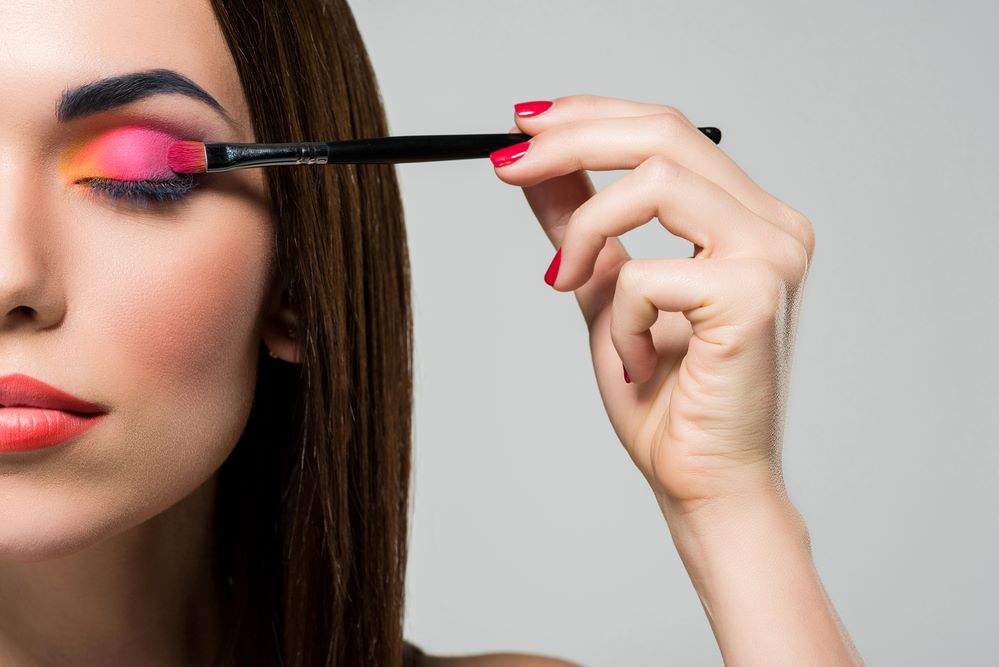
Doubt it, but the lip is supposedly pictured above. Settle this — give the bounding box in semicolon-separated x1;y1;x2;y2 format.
0;373;106;414
0;374;107;453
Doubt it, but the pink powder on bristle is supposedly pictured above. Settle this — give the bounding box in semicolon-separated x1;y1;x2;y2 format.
62;126;181;181
167;142;203;174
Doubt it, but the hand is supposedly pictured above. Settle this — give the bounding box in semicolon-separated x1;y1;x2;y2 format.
491;95;815;516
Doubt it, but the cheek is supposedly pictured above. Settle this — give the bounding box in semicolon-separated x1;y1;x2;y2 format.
121;249;264;373
0;197;276;560
118;225;272;411
91;194;275;475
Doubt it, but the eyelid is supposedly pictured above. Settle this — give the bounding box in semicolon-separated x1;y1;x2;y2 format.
60;126;183;183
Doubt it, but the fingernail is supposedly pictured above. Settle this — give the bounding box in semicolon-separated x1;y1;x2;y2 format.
623;364;632;384
490;141;530;168
515;100;553;118
544;247;562;287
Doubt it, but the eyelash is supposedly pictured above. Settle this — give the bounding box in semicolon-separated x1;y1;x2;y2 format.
78;174;200;208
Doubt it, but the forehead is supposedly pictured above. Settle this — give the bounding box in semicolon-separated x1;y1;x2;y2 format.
0;0;250;141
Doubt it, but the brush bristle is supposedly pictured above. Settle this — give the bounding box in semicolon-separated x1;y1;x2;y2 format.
167;141;207;174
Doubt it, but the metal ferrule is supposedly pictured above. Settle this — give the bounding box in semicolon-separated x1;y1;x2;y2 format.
205;143;330;172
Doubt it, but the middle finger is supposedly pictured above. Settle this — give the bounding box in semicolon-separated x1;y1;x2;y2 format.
493;112;783;225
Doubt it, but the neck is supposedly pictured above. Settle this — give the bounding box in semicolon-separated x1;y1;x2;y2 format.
0;474;222;666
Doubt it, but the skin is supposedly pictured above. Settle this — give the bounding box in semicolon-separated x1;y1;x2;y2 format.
492;98;864;665
0;1;297;664
0;1;862;666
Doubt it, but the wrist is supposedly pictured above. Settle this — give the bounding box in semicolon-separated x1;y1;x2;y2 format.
657;488;809;555
657;491;863;665
658;488;813;591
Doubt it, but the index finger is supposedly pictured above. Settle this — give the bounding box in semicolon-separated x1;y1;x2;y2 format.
510;94;786;229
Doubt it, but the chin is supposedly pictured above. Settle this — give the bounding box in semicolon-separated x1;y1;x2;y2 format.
0;489;136;563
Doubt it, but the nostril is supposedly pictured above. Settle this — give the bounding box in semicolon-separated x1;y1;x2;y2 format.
8;305;35;318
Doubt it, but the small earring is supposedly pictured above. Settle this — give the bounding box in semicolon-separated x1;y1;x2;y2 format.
268;347;279;359
287;325;296;340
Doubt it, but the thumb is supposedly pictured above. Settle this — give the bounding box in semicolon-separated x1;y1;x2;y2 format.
609;256;784;384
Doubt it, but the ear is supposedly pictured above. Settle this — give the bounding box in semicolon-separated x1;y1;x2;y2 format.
260;274;303;364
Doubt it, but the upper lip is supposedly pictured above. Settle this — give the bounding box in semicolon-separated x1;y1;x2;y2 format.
0;373;107;415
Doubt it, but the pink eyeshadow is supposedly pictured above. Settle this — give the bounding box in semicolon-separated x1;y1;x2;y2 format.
63;126;181;181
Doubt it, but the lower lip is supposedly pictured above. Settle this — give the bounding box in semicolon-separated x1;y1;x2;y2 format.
0;407;107;453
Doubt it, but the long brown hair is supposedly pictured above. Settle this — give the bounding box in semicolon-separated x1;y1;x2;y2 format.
207;0;420;664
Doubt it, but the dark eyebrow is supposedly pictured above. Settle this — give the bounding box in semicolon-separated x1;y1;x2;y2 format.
57;68;238;129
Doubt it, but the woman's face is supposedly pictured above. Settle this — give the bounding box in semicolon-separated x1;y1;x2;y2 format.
0;0;292;559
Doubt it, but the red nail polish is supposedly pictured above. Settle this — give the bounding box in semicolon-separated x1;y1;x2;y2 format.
515;100;553;118
490;141;530;168
623;364;632;384
544;247;562;286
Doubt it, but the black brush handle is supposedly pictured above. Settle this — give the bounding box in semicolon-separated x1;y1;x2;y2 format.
204;128;722;170
322;127;722;164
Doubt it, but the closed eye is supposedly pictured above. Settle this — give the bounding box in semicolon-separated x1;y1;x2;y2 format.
77;174;200;208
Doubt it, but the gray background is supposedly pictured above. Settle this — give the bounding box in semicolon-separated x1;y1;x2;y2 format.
350;1;999;665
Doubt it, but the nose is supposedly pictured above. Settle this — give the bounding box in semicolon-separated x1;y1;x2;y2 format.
0;149;64;332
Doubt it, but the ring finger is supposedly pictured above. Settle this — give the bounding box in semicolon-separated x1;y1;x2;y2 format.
547;155;793;292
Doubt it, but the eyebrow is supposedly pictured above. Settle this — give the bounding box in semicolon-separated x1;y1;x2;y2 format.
57;68;239;129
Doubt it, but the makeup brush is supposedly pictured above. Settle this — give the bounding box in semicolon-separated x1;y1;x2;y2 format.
167;128;723;174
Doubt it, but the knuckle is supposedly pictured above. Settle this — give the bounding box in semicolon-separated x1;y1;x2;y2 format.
791;235;811;279
773;230;810;282
776;200;816;260
800;224;816;265
660;104;693;126
651;111;685;140
639;154;683;185
615;259;646;295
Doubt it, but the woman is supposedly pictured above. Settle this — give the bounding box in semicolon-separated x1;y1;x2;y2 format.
0;0;863;664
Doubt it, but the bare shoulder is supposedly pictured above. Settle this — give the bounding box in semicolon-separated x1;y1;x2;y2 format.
419;651;585;667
